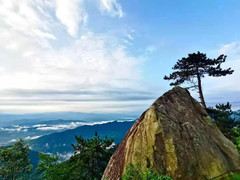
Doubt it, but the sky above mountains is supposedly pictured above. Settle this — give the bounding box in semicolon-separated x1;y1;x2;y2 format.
0;0;240;114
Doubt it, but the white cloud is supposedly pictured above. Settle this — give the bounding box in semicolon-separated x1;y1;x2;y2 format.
37;123;80;131
58;152;73;161
0;125;29;132
25;135;41;140
106;142;115;149
218;42;240;59
55;0;87;36
99;0;123;18
0;30;144;113
0;32;141;90
198;42;240;109
0;0;56;48
0;0;148;114
33;124;47;128
204;42;240;92
9;139;17;143
128;34;133;40
36;120;115;131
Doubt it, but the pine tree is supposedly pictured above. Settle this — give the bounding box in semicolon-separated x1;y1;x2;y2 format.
207;102;239;142
70;132;114;180
164;52;234;110
0;139;33;180
36;133;115;180
37;153;63;180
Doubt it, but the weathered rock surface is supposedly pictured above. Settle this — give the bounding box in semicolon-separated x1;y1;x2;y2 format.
102;87;240;180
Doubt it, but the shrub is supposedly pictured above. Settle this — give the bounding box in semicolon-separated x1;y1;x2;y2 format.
122;164;172;180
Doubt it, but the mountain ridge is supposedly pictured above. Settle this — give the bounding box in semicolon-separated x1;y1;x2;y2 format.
29;120;135;160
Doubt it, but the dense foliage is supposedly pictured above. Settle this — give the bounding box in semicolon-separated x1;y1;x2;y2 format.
164;52;234;109
0;139;32;180
207;103;240;153
122;164;172;180
207;102;239;141
37;153;66;180
69;132;114;180
0;133;114;180
37;132;114;180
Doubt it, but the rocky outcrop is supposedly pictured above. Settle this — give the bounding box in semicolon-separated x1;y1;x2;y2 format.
102;87;240;180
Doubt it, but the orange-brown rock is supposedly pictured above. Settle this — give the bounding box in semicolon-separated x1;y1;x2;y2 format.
102;87;240;180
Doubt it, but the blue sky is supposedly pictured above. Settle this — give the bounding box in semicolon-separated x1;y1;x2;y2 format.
0;0;239;114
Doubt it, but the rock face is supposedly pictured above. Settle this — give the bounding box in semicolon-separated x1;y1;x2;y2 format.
102;87;240;180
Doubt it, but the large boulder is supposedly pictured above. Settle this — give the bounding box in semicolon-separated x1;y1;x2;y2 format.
102;87;240;180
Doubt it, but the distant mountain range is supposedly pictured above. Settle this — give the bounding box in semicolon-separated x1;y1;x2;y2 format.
0;112;137;145
30;121;135;161
0;112;137;127
0;117;136;169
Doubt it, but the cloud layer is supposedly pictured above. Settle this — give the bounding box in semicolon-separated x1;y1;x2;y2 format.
99;0;123;17
55;0;87;36
0;0;152;113
196;42;240;109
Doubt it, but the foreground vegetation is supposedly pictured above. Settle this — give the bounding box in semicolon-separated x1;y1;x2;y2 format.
0;132;115;180
122;164;172;180
0;139;32;180
0;134;173;180
207;102;240;152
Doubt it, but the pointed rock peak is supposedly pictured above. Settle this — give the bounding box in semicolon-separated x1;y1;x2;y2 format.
102;87;240;180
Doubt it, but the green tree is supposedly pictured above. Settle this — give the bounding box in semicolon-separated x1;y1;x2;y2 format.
207;102;239;142
122;164;172;180
0;139;32;180
37;153;65;180
69;132;114;180
37;132;114;180
164;52;234;110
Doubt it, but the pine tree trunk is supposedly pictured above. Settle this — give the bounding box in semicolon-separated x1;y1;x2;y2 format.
197;74;207;111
